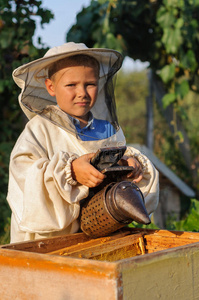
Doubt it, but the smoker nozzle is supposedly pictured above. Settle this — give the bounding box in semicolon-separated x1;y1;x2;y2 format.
105;181;151;225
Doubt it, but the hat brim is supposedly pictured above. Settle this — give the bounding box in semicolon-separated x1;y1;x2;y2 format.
13;47;123;79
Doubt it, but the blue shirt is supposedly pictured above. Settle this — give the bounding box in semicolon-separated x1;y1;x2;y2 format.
72;114;116;141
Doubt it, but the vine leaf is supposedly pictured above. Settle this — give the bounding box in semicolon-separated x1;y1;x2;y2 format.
162;93;176;108
159;63;175;83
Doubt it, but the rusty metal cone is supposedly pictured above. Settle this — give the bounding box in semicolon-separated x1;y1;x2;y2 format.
106;181;151;225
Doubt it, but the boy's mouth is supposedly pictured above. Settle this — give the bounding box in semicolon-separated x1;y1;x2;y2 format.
75;102;90;106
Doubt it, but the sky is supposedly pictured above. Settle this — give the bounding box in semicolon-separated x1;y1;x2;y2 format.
33;0;148;72
33;0;91;48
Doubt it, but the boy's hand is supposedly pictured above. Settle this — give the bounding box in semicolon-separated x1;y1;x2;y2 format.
119;155;143;183
71;153;105;188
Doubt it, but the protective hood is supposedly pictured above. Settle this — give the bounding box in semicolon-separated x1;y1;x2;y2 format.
12;42;123;137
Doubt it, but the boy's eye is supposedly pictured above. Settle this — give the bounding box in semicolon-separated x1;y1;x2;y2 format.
66;84;75;87
87;82;97;86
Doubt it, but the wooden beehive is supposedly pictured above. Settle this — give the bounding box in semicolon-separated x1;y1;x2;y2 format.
1;228;199;299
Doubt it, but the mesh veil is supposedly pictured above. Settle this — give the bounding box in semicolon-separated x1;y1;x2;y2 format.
13;44;123;140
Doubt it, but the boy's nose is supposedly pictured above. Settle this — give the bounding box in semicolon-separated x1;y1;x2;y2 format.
77;85;87;98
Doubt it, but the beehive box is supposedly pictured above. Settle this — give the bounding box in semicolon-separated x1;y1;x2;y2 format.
1;227;199;300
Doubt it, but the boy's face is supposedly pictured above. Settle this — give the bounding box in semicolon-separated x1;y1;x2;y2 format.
45;65;99;123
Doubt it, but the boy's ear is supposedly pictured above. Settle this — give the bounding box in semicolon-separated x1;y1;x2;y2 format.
45;78;56;97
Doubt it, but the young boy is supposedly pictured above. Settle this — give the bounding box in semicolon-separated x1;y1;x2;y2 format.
7;42;159;243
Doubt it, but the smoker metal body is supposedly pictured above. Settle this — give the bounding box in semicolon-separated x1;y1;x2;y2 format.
80;165;151;238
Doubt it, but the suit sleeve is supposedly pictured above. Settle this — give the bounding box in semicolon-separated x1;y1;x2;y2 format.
7;125;89;234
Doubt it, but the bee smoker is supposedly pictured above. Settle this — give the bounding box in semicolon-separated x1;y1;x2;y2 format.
79;146;151;238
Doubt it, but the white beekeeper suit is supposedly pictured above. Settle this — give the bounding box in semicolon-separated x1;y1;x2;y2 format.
7;42;159;243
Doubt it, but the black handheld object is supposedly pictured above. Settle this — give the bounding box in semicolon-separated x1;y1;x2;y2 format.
90;146;127;171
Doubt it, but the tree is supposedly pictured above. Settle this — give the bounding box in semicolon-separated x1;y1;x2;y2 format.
67;0;199;194
0;0;54;236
